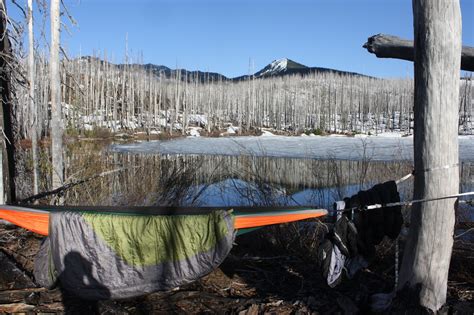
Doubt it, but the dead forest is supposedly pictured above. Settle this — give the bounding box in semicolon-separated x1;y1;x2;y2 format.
12;54;474;140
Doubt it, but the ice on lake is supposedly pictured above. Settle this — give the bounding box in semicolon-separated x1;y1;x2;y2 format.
110;135;474;161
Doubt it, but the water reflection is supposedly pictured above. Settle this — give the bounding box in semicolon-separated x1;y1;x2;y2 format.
52;141;473;213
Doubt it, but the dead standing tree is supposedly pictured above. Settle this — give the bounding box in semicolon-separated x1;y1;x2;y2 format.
28;0;39;196
0;0;16;203
365;0;463;311
50;0;64;192
400;0;461;311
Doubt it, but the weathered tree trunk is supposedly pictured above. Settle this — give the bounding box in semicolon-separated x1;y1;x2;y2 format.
28;0;39;195
398;0;461;311
0;0;16;203
50;0;64;191
363;33;474;72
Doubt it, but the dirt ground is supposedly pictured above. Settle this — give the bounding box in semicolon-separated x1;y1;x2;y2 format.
0;222;472;314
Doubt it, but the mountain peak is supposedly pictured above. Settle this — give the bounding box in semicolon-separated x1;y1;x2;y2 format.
255;58;308;77
269;58;289;71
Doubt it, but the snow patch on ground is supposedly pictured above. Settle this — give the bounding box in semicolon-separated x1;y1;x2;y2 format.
187;127;201;137
227;126;238;134
188;114;208;127
260;130;276;137
219;125;239;136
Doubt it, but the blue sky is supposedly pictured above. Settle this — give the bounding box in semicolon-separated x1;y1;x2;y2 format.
17;0;474;78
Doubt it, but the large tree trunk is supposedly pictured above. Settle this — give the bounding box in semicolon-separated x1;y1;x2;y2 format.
363;33;473;72
398;0;461;312
50;0;64;191
0;0;16;203
28;0;39;195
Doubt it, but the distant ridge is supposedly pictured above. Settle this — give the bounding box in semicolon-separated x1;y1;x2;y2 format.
142;64;229;83
78;56;370;82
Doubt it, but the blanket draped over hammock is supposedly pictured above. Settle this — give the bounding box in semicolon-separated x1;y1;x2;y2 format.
0;205;327;299
34;210;235;300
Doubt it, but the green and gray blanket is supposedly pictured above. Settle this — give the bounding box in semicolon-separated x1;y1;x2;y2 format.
34;210;235;300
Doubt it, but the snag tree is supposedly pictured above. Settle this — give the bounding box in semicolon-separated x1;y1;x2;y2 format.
398;0;462;311
50;0;64;192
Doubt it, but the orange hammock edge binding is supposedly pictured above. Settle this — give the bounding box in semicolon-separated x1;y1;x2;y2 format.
234;211;327;229
0;210;49;236
0;208;328;237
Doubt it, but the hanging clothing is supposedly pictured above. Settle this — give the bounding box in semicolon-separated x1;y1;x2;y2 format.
317;180;403;287
345;180;403;260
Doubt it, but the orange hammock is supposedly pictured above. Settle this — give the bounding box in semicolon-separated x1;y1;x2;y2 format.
0;206;327;236
0;208;50;235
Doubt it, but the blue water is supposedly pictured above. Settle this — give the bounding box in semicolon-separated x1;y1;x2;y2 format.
184;178;473;221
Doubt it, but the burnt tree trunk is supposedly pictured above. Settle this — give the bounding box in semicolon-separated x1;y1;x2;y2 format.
364;34;474;72
0;0;16;203
28;0;39;196
50;0;64;192
398;0;461;311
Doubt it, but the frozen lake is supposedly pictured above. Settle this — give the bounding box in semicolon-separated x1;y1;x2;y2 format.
70;139;473;220
110;135;474;161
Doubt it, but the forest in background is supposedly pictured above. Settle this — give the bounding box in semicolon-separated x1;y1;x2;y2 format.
12;54;474;139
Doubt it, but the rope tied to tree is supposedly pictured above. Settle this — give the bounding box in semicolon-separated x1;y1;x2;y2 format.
412;163;459;175
334;191;474;213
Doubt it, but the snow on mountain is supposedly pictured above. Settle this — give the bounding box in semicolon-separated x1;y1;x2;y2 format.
254;58;308;77
259;58;289;76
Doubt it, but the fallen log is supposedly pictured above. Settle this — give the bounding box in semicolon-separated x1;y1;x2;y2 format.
0;302;35;312
0;251;35;290
363;34;474;72
0;301;64;313
0;288;46;304
19;167;130;203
